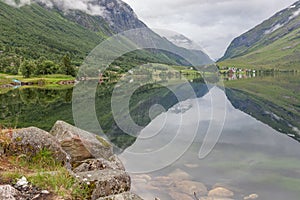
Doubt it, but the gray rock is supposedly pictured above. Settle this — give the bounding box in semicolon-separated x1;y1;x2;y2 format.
50;121;113;163
73;156;125;173
7;127;67;163
0;185;21;200
76;169;131;200
108;155;126;171
97;192;143;200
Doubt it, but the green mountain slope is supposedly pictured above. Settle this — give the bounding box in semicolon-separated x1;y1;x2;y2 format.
0;0;213;77
0;1;105;62
219;1;300;70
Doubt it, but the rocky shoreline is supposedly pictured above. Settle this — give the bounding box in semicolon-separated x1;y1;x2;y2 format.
0;121;142;200
0;121;259;200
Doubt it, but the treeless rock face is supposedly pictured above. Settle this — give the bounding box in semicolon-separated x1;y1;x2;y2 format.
208;187;234;198
7;127;67;163
50;121;113;163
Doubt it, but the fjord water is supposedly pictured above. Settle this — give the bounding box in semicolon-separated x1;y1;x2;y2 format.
0;73;299;199
123;86;300;199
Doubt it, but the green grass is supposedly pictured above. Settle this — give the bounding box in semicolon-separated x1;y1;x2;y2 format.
0;148;92;199
0;73;75;89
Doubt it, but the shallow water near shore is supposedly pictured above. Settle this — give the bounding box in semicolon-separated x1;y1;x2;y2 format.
122;87;300;199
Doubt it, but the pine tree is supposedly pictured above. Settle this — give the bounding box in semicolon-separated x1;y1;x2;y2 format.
20;60;36;78
62;54;75;77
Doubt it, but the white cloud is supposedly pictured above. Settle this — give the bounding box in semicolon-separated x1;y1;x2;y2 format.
123;0;297;59
2;0;107;16
3;0;31;7
3;0;298;59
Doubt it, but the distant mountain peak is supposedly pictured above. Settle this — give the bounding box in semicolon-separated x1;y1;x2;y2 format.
218;1;300;69
219;0;300;62
157;30;204;51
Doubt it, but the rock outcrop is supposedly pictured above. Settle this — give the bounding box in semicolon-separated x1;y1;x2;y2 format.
50;120;113;163
76;170;131;199
6;127;68;163
0;121;142;200
50;121;140;200
73;157;125;173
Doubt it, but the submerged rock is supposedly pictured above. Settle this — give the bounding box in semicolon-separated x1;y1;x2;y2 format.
208;187;234;198
244;194;259;199
168;168;191;180
50;121;113;163
169;191;193;200
173;180;208;196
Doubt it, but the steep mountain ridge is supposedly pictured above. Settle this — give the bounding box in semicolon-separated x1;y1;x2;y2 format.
0;1;104;62
0;0;213;76
34;0;147;33
219;1;300;69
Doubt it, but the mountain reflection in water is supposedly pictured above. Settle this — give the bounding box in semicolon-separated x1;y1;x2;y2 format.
121;87;300;200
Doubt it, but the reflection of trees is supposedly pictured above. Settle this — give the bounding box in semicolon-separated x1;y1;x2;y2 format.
0;88;74;129
18;88;72;106
19;88;38;104
95;80;208;150
0;79;209;150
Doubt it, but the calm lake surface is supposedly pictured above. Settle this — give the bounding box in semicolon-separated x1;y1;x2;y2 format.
0;72;299;199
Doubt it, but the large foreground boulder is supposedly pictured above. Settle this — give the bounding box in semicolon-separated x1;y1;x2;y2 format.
4;127;67;163
76;169;131;200
50;121;113;163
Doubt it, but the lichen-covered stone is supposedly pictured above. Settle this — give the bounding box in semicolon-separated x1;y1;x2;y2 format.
76;170;131;200
108;155;125;171
50;121;113;163
6;127;67;163
0;185;21;200
73;156;125;173
97;192;143;200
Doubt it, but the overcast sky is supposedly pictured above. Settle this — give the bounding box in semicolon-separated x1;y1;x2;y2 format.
123;0;297;59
